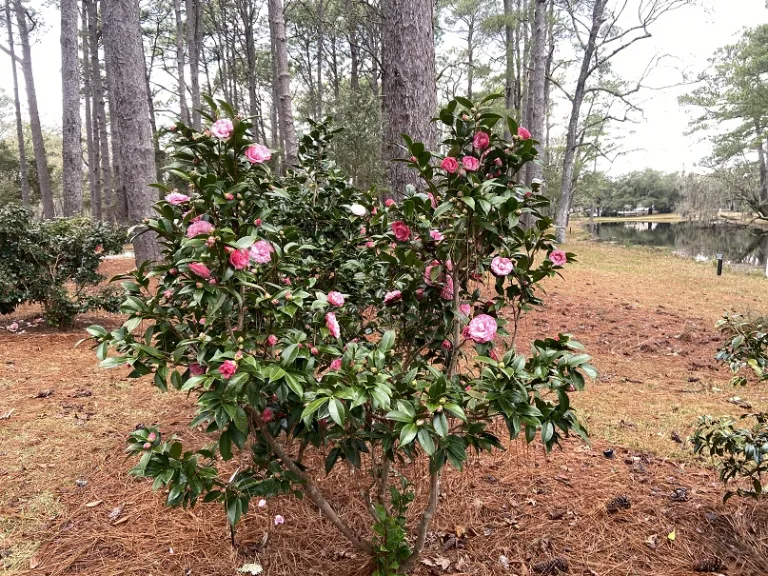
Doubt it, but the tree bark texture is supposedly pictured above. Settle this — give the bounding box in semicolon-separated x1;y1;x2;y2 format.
102;0;161;264
5;0;30;208
61;0;83;216
268;0;298;166
14;0;54;218
381;0;437;199
81;0;100;220
174;0;190;124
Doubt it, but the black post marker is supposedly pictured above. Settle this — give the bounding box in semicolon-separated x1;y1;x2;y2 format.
716;253;723;276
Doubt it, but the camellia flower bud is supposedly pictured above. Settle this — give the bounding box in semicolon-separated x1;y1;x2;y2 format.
143;442;152;450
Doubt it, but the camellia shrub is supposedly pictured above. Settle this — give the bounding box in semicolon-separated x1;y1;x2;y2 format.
693;314;768;501
0;205;125;327
84;95;595;574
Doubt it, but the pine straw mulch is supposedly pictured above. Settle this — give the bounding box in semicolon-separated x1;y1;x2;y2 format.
1;320;767;576
3;244;768;575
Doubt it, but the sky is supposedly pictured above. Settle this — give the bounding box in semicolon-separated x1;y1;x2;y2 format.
0;0;766;176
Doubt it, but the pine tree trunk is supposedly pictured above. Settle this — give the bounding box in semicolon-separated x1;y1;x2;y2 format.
268;0;298;166
81;0;100;220
503;0;514;121
526;0;547;183
381;0;437;199
554;0;606;243
102;0;161;265
14;0;54;218
174;0;190;124
316;0;324;118
242;1;259;118
466;18;474;100
103;39;127;223
5;0;30;207
185;0;202;129
87;0;112;219
61;0;83;216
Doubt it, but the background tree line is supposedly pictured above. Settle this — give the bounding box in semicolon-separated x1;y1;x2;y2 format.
3;0;758;264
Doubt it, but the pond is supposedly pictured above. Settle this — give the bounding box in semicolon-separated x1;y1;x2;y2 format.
585;220;768;270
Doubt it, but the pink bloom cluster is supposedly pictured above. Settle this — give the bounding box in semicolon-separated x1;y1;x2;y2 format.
219;360;237;379
187;220;215;238
549;249;567;266
327;291;345;306
165;192;190;205
189;262;211;279
250;240;274;264
464;314;497;343
383;290;402;305
491;256;514;276
391;221;411;242
325;312;341;339
245;144;271;164
229;248;249;270
211;119;234;139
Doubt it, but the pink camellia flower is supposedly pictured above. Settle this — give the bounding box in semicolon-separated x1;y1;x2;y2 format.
384;198;396;208
189;363;205;376
282;277;291;286
189;262;211;279
440;276;454;301
462;156;480;172
206;236;216;247
466;314;498;343
143;442;152;450
365;241;375;249
219;360;237;379
310;347;319;355
274;515;285;526
383;290;402;305
7;322;19;333
163;289;173;299
258;499;267;508
441;339;452;351
245;144;272;164
415;288;425;300
327;291;345;307
229;248;250;270
224;193;234;201
549;249;567;267
211;118;234;139
325;312;341;339
491;256;514;276
261;407;275;423
147;432;157;442
391;221;412;242
427;192;438;208
518;126;532;140
254;218;263;226
250;240;274;264
267;334;278;347
459;303;472;317
165;191;190;205
429;229;444;243
187;220;215;238
329;358;343;371
211;118;235;140
441;156;459;174
473;131;490;150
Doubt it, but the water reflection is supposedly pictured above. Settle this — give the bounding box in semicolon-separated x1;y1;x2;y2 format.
586;221;768;269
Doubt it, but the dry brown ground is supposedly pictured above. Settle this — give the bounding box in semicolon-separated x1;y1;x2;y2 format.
1;239;768;576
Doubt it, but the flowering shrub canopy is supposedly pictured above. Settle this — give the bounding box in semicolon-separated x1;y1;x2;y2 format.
693;314;768;501
85;94;594;573
0;205;124;326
